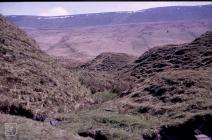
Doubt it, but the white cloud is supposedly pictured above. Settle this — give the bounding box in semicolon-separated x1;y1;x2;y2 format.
39;7;69;16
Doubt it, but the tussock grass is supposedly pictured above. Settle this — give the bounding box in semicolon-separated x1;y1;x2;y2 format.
55;103;160;140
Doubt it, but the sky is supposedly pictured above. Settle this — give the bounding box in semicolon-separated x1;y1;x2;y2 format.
0;2;212;16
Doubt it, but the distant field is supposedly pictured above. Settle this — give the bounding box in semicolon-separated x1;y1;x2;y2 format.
23;19;212;62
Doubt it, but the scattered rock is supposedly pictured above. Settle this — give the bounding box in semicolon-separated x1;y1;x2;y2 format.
195;134;211;140
50;119;60;126
78;130;107;140
102;109;115;112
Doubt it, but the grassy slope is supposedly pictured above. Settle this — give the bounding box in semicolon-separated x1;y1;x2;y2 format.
0;15;92;120
115;31;212;139
60;31;212;140
1;15;212;140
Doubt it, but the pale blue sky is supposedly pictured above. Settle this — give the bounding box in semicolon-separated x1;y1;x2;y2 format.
0;2;211;16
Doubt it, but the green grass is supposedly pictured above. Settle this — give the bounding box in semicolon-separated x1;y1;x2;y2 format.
0;114;76;140
92;90;118;102
54;102;160;140
75;69;130;94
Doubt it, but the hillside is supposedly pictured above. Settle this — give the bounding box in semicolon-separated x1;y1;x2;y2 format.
20;19;212;62
6;5;212;29
54;31;212;140
5;5;212;63
0;15;92;122
1;13;212;140
129;30;212;80
81;52;136;72
114;31;212;139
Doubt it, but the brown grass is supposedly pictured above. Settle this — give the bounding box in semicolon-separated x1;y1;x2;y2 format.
0;15;92;120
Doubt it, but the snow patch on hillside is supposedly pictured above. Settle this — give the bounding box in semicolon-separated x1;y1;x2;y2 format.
37;15;73;20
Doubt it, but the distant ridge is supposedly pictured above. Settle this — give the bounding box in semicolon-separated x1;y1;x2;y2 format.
6;5;212;29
